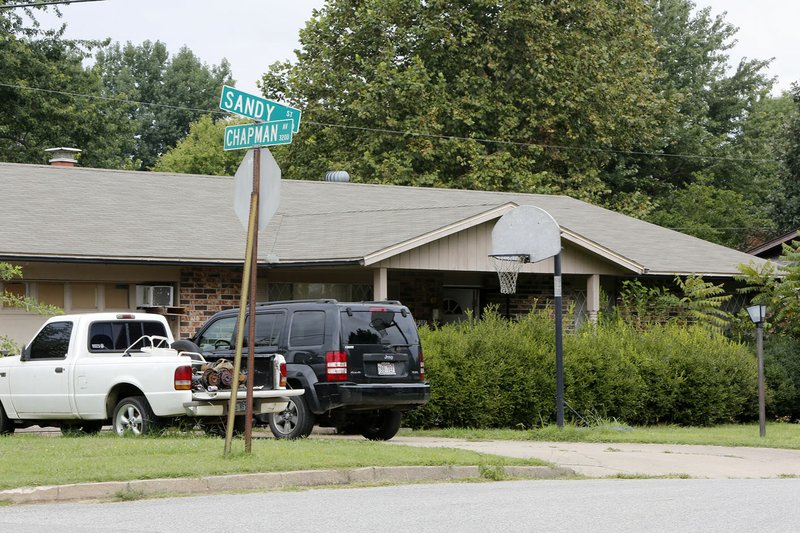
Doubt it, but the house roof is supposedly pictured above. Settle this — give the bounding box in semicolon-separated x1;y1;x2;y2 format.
747;229;799;259
0;162;768;277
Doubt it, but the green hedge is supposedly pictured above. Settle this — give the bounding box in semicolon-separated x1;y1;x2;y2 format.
406;309;758;428
763;334;800;420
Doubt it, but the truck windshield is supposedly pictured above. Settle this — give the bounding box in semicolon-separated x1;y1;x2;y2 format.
340;310;418;346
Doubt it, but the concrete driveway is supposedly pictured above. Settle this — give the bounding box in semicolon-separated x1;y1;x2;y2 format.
390;437;800;479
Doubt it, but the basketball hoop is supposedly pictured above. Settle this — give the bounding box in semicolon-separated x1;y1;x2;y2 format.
490;254;529;294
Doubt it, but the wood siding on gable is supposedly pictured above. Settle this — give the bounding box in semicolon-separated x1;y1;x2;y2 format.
375;221;627;275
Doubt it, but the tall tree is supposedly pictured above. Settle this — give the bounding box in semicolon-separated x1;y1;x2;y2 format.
617;0;781;247
95;42;233;170
0;5;135;168
263;0;671;202
776;84;800;232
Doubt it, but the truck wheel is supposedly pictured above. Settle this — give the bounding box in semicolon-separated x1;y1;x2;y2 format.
0;403;14;435
61;421;104;436
113;396;161;436
360;410;402;441
268;395;315;439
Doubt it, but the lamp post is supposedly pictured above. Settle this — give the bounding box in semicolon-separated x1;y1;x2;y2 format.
746;304;767;438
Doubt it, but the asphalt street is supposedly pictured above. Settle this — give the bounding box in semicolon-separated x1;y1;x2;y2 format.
1;478;797;532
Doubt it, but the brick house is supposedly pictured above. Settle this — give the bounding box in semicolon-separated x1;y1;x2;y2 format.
0;161;770;345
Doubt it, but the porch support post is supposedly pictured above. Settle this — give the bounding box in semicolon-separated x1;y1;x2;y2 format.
373;267;388;301
587;274;600;323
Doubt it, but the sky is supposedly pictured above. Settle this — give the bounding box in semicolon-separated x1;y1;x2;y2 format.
35;0;799;96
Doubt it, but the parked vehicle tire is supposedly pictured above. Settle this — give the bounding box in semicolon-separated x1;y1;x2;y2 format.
268;395;315;439
60;420;103;436
112;396;161;436
359;410;402;441
0;403;14;435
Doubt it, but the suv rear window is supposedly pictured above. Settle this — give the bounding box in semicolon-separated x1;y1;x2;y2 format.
341;309;418;346
88;321;168;352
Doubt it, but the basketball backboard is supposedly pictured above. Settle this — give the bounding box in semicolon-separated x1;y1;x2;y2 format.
490;205;561;263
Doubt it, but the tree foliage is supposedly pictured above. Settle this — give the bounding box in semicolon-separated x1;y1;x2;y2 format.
1;261;62;355
259;0;784;250
154;115;245;176
776;84;800;232
618;275;731;332
94;41;233;170
0;5;135;168
263;0;671;201
737;242;800;338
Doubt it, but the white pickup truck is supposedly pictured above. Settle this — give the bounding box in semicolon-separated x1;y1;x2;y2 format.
0;313;302;436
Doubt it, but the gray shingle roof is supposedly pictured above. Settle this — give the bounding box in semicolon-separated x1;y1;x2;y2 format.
0;162;767;276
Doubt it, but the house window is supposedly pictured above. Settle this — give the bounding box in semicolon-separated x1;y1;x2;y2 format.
267;283;373;302
1;282;26;308
72;283;98;310
38;283;65;308
105;284;130;309
268;283;293;301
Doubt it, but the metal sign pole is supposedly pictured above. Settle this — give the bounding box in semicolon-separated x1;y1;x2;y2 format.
224;183;257;456
554;252;564;428
244;148;260;453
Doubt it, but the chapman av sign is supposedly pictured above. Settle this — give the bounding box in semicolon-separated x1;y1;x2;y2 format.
219;85;302;150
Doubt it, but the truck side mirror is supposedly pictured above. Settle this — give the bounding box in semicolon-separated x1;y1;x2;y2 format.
20;345;31;361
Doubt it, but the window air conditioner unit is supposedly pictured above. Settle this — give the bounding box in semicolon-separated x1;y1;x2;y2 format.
136;285;174;308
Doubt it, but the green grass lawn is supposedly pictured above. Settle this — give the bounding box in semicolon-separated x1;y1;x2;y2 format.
0;433;546;491
401;421;800;449
3;422;799;491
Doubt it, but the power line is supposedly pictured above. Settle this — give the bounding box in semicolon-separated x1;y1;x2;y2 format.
0;81;782;164
0;0;106;9
0;82;227;115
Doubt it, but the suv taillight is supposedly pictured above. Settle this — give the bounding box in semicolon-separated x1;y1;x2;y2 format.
280;361;287;388
326;351;348;382
419;349;425;381
174;365;192;390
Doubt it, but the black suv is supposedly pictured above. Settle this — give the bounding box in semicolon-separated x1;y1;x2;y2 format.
187;299;430;440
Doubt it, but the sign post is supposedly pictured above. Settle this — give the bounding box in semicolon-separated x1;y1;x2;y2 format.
220;87;300;456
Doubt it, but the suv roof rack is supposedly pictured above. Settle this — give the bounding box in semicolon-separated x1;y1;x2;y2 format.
362;300;403;305
256;299;339;306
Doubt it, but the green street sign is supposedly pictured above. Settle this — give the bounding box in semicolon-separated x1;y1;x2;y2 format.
219;85;301;133
224;120;294;151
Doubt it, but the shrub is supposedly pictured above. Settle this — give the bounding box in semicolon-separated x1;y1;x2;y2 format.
407;311;758;428
763;334;800;421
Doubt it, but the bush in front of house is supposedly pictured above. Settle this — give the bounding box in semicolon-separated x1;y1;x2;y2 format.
406;309;758;428
763;334;800;421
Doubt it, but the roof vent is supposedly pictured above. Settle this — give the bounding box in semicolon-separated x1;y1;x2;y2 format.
325;170;350;182
45;147;81;167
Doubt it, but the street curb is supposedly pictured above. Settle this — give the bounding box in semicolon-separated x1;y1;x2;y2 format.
0;465;575;505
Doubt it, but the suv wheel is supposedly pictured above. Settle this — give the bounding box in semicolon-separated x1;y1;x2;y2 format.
269;395;315;439
359;410;402;441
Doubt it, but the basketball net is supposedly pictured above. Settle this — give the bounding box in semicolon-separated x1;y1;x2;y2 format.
490;255;527;294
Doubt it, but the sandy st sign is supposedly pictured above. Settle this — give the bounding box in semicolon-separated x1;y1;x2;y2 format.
219;85;302;150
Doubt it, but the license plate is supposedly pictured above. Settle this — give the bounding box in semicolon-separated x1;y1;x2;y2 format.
377;362;396;376
236;400;246;412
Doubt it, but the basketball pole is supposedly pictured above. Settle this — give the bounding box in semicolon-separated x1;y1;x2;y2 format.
554;253;564;428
